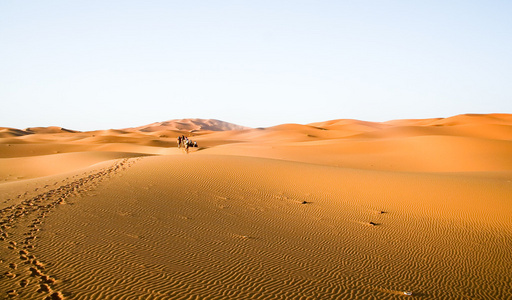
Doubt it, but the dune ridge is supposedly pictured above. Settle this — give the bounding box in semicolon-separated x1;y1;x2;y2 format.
130;118;250;132
0;114;511;299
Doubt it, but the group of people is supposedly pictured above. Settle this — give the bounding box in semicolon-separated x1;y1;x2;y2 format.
177;135;198;153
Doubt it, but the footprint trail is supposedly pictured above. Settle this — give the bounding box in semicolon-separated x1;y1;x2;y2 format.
0;158;139;299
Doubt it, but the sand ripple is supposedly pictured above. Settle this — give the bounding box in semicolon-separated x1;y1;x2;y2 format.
21;155;512;299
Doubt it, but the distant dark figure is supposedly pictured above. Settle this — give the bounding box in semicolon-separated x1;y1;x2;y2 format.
184;140;189;153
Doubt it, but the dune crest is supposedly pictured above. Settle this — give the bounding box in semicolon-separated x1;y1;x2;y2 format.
24;126;78;134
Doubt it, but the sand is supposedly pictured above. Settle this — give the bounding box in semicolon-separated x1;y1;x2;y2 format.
0;114;511;299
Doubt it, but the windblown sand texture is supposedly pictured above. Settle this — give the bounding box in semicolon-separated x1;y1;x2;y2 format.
0;114;511;299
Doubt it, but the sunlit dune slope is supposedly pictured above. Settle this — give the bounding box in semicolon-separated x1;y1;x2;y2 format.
196;114;512;173
200;135;512;173
0;151;151;182
0;154;506;299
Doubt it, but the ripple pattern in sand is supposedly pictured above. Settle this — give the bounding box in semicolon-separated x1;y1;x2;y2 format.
23;156;512;299
0;158;138;299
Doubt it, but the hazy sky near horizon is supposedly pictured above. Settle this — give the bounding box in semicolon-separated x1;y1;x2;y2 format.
1;1;511;130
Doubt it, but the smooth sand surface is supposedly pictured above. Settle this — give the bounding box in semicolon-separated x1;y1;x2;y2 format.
0;114;511;299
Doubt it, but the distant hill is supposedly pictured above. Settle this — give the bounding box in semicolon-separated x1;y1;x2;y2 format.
0;126;77;137
25;126;78;134
0;127;31;138
130;118;250;132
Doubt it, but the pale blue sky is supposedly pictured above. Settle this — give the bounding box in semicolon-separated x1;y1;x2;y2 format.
1;1;511;130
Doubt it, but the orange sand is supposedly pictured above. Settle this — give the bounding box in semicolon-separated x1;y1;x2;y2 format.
0;115;511;299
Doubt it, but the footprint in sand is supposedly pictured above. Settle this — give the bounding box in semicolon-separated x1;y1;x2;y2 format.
19;279;28;287
41;275;56;284
6;289;18;297
29;267;43;276
45;291;65;300
38;283;52;293
32;260;45;269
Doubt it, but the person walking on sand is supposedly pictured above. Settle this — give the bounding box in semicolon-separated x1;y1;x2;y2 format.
177;136;182;148
184;140;189;153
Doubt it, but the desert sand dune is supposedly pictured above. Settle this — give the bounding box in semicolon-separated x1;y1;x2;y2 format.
308;118;388;130
131;118;250;132
200;134;512;172
24;127;77;134
429;113;512;126
0;152;151;182
353;123;512;141
0;115;511;299
0;128;31;139
382;118;444;126
0;143;91;159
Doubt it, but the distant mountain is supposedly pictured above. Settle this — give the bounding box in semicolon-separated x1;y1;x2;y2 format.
130;118;250;132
